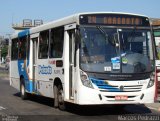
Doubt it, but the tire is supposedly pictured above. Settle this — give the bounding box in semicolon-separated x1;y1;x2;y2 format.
20;78;28;100
57;84;66;110
53;85;58;108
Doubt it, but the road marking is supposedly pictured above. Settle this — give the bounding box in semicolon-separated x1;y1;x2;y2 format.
0;106;6;110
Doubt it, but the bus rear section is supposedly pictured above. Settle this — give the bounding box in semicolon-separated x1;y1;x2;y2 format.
10;31;31;92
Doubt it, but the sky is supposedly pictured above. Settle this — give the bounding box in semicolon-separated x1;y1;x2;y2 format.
0;0;160;37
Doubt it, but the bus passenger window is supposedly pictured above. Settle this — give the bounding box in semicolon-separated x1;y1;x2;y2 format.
49;27;64;58
39;30;49;59
11;39;19;60
19;37;27;59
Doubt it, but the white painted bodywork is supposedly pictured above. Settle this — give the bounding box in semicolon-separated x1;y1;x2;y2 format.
10;12;155;105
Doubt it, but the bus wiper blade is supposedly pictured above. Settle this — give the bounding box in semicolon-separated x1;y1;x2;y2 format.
128;27;136;42
96;26;119;56
96;26;108;40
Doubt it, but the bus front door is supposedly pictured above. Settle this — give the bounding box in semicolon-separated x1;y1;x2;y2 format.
32;36;38;93
68;30;76;99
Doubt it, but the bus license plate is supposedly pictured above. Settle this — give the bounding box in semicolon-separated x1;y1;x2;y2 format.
115;95;128;100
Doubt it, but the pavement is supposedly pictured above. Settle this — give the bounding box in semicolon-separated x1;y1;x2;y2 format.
0;63;5;68
0;64;9;80
145;103;160;112
0;64;4;68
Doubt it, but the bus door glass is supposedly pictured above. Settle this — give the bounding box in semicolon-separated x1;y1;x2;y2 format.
32;37;38;92
68;30;76;98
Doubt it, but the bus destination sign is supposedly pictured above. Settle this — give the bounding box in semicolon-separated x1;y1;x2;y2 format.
80;14;150;26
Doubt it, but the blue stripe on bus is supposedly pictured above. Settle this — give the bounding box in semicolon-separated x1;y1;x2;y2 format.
18;29;30;38
90;78;120;92
25;80;34;93
18;59;33;93
17;29;34;93
97;86;120;92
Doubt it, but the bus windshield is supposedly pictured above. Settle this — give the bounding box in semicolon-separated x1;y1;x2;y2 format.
80;26;153;74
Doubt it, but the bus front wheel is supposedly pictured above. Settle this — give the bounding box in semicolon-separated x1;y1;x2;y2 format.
53;85;58;108
57;84;66;110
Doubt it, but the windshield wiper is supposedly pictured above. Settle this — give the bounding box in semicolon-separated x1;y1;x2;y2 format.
120;27;136;52
96;26;108;40
128;27;136;50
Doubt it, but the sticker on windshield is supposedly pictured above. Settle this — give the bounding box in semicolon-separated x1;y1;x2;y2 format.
122;57;128;64
104;66;111;71
121;53;126;57
111;57;120;63
112;63;120;70
111;57;120;70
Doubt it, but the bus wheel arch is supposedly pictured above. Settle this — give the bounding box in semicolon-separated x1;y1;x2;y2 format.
53;78;66;110
20;75;28;100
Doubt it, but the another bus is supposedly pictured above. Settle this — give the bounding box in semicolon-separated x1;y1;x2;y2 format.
10;12;156;110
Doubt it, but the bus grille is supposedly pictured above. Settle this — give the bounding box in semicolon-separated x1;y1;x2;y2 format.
90;78;143;92
99;85;143;92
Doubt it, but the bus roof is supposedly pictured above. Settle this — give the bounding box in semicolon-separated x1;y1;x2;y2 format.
11;12;148;39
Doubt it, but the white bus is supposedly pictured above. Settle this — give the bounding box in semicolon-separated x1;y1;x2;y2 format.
10;12;156;110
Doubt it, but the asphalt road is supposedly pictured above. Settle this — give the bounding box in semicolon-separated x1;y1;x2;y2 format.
0;66;160;121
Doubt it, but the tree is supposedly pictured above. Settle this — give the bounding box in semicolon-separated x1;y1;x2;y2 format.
1;45;8;60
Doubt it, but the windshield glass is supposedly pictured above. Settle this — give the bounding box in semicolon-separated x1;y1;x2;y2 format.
80;26;153;74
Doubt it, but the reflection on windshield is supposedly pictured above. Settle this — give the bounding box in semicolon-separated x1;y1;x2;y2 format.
80;27;153;74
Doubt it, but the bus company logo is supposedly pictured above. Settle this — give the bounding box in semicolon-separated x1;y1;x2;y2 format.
38;65;52;75
119;85;124;91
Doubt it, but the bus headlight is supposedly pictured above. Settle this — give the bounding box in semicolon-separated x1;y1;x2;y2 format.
147;73;155;88
80;71;94;89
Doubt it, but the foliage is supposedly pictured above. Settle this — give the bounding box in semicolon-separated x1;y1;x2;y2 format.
1;45;8;59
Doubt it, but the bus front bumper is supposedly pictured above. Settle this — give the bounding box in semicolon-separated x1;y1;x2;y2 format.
77;85;155;105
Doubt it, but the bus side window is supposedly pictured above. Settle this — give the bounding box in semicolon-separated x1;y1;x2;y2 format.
11;38;19;60
19;37;27;59
38;30;49;59
49;27;64;58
